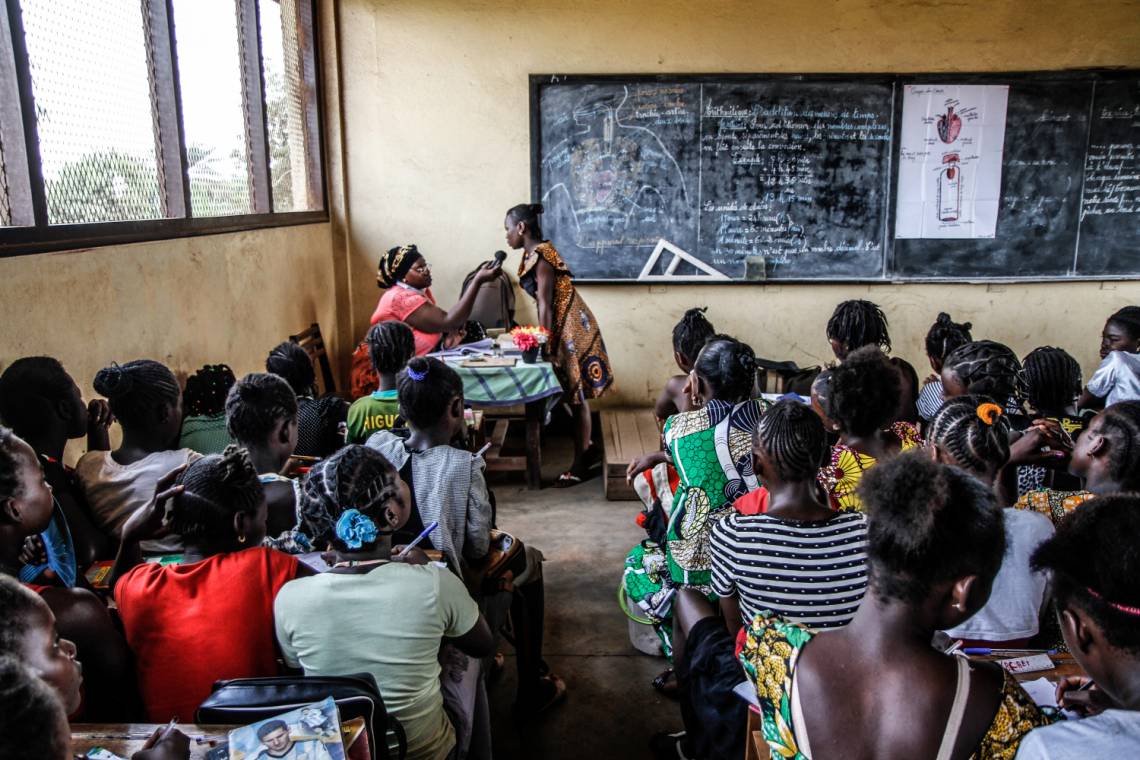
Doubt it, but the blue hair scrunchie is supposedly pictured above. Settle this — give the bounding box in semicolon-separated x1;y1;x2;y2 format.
335;508;379;549
406;364;428;381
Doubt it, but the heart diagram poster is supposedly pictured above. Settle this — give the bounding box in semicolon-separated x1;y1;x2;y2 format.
895;84;1009;239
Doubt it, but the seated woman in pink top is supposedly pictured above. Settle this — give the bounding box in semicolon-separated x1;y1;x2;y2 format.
371;244;503;356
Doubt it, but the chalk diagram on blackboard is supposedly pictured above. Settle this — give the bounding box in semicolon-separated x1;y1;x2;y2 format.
540;87;693;257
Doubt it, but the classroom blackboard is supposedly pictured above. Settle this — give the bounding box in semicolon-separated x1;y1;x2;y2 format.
529;72;1140;282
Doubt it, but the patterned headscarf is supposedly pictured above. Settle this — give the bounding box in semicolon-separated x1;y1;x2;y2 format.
376;244;421;289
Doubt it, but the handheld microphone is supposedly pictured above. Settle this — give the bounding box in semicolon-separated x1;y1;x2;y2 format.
493;250;507;267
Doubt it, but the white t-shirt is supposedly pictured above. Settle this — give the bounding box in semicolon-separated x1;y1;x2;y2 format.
944;509;1054;641
1087;351;1140;406
75;449;199;554
1015;709;1140;759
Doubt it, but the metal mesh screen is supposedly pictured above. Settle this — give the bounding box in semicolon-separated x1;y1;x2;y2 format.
172;0;252;217
22;0;162;225
0;133;10;226
261;0;313;212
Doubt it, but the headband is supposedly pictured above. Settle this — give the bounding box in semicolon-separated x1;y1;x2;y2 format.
1086;586;1140;617
976;402;1003;425
376;245;419;289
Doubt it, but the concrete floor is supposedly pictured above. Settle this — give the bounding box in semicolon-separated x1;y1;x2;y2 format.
484;443;679;760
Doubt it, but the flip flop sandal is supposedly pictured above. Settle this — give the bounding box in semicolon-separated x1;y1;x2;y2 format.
553;470;584;488
515;673;567;717
652;667;679;699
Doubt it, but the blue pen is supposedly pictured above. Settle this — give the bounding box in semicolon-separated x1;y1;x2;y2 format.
961;647;1057;656
397;520;439;559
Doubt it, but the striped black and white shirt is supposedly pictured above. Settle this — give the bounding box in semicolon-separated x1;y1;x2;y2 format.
710;511;869;630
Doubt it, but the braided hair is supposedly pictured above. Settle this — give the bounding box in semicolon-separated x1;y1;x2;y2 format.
266;341;315;397
829;346;901;437
183;364;237;417
367;321;416;375
298;445;401;549
1032;494;1140;655
827;300;891;354
0;427;24;502
672;307;716;364
92;360;180;428
506;203;544;239
1023;347;1081;413
693;335;756;402
1097;401;1140;491
0;357;78;435
168;445;265;543
756;399;828;482
927;395;1011;477
0;657;70;760
397;357;464;430
1107;306;1140;341
225;373;298;444
861;451;1004;605
924;313;973;365
943;340;1025;404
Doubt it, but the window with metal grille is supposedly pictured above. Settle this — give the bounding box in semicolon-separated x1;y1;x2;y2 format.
0;0;325;255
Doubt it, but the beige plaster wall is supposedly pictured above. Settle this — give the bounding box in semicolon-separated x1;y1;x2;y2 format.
336;0;1140;404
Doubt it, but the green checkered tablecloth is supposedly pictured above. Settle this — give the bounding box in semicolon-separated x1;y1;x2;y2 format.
444;359;564;407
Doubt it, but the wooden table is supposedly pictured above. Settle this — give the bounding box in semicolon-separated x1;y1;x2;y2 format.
72;724;232;759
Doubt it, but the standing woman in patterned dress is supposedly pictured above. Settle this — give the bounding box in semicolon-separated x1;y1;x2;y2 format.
505;203;615;486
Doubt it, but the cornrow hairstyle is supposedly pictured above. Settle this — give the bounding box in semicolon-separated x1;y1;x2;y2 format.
225;373;298;444
861;451;1004;605
1107;306;1140;341
0;574;44;657
672;307;717;362
506;202;545;239
297;445;400;549
0;427;24;502
925;312;973;363
693;334;757;402
168;445;264;542
0;657;70;760
397;357;464;430
1097;401;1140;491
367;321;416;375
1023;347;1082;413
1031;494;1140;655
92;359;180;428
0;357;76;435
183;364;237;417
943;340;1025;403
755;398;828;482
828;346;901;437
927;395;1012;478
266;341;316;398
827;299;891;353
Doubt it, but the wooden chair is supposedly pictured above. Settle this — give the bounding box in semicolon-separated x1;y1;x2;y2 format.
290;322;337;396
754;358;820;396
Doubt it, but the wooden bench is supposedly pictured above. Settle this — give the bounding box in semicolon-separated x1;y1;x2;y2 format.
601;407;662;500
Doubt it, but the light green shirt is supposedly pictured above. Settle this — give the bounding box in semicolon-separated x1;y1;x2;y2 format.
273;562;479;760
346;390;400;444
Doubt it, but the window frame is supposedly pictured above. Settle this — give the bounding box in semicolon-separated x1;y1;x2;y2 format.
0;0;328;258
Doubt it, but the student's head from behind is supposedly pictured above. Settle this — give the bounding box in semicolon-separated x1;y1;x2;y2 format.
397;357;465;436
257;719;293;752
298;445;411;553
861;452;1004;629
827;346;900;438
1031;495;1140;698
1022;346;1081;414
826;299;890;361
753;399;828;486
266;341;316;398
367;320;416;377
924;312;973;374
93;359;182;444
671;307;716;372
183;364;237;417
1069;401;1140;492
1101;305;1140;359
0;658;71;760
504;203;544;249
809;370;839;433
169;446;267;552
225;373;298;464
690;335;756;404
927;395;1012;481
0;357;87;441
941;340;1024;405
0;427;55;541
0;575;82;714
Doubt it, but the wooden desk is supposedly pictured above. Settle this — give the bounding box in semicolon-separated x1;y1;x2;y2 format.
72;724;232;759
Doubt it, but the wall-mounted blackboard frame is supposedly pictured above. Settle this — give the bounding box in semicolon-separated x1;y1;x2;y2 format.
529;70;1140;284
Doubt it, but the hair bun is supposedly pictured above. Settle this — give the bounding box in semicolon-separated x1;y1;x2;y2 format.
531;203;544;215
976;402;1003;425
93;363;133;398
217;444;255;484
935;312;953;326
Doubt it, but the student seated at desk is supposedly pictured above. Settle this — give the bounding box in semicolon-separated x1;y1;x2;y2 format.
279;445;495;760
826;299;919;424
266;341;348;459
76;360;200;554
0;658;79;760
1079;305;1140;410
916;313;974;425
179;363;237;455
347;321;415;444
1020;347;1087;495
655;307;717;423
110;447;310;722
1016;494;1140;759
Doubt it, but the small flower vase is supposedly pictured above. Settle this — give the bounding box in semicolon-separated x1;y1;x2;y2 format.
522;346;540;364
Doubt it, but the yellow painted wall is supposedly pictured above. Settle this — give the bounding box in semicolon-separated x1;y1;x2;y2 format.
335;0;1140;403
